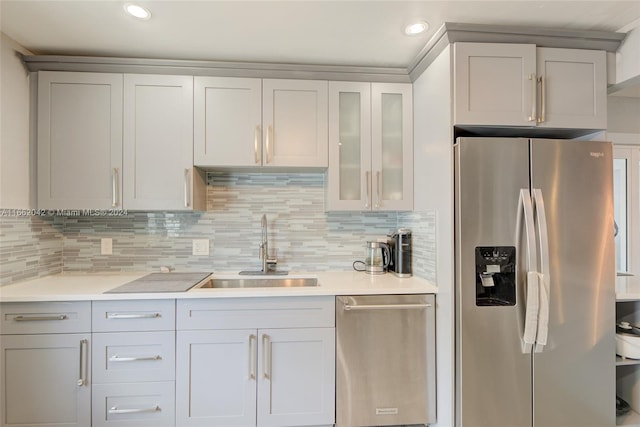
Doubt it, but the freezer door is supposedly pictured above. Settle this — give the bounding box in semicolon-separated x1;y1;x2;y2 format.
455;137;533;427
530;139;615;427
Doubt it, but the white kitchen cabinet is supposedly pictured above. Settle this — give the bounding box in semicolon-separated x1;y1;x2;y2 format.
454;43;607;129
92;300;176;427
37;71;123;209
194;77;262;167
0;302;91;427
327;81;413;211
257;328;335;427
176;329;257;426
176;297;335;427
194;77;328;168
535;47;607;129
262;79;328;167
123;74;205;211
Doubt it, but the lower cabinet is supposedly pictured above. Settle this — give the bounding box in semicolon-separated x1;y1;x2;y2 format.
176;297;336;427
91;300;176;427
1;297;337;427
0;302;91;427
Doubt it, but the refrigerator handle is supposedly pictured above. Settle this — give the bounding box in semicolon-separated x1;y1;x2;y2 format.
516;189;539;353
533;189;551;352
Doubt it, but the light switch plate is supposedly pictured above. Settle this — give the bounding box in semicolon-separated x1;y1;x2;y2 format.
192;239;210;256
101;238;112;255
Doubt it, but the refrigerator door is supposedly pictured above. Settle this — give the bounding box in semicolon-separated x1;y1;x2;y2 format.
530;139;615;427
455;137;533;427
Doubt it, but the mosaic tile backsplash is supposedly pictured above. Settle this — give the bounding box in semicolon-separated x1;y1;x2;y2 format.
0;216;64;285
1;173;436;285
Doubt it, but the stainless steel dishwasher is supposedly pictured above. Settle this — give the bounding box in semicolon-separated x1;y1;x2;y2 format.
336;294;436;427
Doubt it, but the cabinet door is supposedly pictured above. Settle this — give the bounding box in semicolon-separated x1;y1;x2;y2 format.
263;79;328;167
37;71;123;209
194;77;262;167
257;328;335;427
371;83;414;211
0;334;90;427
123;74;196;210
454;43;537;126
327;81;372;211
536;47;607;129
176;329;257;426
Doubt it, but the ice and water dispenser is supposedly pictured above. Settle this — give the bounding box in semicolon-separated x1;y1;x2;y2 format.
475;246;516;306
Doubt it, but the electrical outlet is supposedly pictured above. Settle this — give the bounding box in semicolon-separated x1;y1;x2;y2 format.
101;238;112;255
192;239;210;256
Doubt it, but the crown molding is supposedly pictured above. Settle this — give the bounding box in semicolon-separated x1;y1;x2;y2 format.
23;22;626;84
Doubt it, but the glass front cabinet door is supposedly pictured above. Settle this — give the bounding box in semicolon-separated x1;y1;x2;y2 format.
327;82;413;211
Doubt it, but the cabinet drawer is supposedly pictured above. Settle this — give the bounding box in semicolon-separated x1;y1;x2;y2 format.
92;382;175;427
92;300;175;332
0;301;91;334
93;331;175;383
177;296;335;330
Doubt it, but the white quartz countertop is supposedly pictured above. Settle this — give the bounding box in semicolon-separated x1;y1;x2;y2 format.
0;271;437;302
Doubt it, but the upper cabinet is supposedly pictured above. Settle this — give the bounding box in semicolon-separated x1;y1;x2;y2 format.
194;78;328;168
37;72;205;211
37;72;123;210
326;82;413;211
262;79;328;167
453;42;607;130
194;77;262;167
123;74;205;211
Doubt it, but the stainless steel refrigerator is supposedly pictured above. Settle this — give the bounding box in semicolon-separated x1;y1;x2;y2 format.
454;137;616;427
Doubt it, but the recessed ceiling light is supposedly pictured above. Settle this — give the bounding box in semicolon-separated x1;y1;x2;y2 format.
404;21;429;36
124;3;151;20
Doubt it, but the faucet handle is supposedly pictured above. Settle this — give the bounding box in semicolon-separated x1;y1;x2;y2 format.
266;248;278;271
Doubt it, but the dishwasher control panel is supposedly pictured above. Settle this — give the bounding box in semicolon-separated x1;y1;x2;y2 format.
475;246;516;306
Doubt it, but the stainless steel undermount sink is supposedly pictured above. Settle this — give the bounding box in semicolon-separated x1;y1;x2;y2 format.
195;277;318;289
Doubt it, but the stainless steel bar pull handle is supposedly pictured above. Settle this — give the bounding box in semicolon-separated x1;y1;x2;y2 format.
344;303;432;311
266;126;273;164
375;171;381;209
365;171;371;208
528;74;537;122
108;406;161;415
109;355;162;362
262;334;271;380
254;126;261;164
184;168;191;208
14;314;68;321
537;76;546;123
106;313;161;319
249;334;257;380
78;339;88;387
112;168;119;207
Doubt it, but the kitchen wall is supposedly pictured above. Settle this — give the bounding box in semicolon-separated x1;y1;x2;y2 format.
1;33;34;209
1;172;437;285
608;96;640;134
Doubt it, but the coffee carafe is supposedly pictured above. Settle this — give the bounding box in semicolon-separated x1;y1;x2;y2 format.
364;241;391;274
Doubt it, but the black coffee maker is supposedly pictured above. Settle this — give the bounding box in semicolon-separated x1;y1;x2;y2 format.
388;228;412;277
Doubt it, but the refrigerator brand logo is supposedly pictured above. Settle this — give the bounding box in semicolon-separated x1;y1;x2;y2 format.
376;408;399;415
590;151;605;158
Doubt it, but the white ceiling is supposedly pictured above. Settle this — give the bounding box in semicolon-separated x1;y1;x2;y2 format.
1;1;640;68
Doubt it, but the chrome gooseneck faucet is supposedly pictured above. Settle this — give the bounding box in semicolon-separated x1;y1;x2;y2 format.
260;214;278;273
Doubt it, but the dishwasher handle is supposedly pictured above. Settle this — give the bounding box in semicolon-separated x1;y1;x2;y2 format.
343;303;432;311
